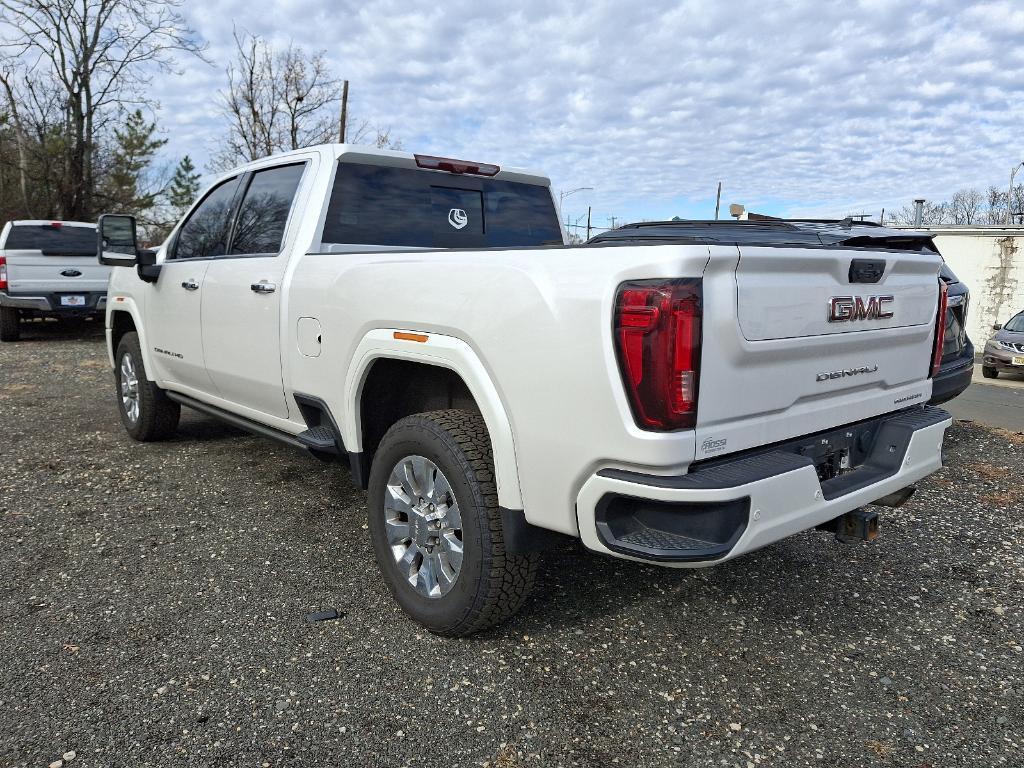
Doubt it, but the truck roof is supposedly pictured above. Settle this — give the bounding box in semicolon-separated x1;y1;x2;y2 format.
228;144;552;188
5;220;95;228
587;219;938;253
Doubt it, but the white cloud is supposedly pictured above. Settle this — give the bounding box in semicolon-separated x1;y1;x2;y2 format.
151;0;1024;223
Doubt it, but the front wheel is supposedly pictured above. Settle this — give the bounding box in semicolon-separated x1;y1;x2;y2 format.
0;307;20;342
114;331;180;441
982;366;998;379
367;410;538;636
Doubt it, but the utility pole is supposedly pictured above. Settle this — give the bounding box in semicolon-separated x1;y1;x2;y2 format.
586;206;592;240
608;216;618;229
1007;162;1024;225
338;80;349;143
714;181;722;220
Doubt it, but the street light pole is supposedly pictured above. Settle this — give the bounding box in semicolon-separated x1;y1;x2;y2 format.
558;186;593;210
1007;161;1024;225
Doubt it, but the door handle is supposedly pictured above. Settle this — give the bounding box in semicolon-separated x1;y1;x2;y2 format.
181;279;199;291
250;281;277;294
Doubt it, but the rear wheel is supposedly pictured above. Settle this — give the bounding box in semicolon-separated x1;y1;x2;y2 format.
114;331;180;441
982;366;998;379
367;410;538;636
0;307;20;342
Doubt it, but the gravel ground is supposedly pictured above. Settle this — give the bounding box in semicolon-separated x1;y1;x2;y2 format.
1;324;1022;768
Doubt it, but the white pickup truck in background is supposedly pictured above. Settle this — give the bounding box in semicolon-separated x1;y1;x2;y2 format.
0;220;109;341
97;144;952;636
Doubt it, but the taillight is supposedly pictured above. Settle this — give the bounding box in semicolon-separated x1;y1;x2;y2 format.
930;280;948;378
614;279;702;430
0;256;7;291
414;154;500;176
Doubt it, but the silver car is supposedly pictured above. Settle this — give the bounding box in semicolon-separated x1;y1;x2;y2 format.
982;310;1024;378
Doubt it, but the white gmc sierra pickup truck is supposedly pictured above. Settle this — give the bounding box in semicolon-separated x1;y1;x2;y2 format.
99;144;953;636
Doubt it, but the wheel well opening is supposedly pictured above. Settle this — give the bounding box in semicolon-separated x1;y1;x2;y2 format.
357;358;480;487
110;311;136;354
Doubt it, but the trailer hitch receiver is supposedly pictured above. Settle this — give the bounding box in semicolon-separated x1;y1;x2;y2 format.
817;508;879;542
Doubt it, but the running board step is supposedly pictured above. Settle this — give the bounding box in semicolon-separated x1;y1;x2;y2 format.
296;425;341;454
165;391;306;450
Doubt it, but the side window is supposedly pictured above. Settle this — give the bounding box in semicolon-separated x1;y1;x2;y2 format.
173;177;241;260
229;164;305;255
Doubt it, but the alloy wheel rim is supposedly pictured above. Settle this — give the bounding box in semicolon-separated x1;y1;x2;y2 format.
120;352;140;423
383;455;464;598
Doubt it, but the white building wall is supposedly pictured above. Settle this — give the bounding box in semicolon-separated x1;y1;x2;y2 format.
906;227;1024;348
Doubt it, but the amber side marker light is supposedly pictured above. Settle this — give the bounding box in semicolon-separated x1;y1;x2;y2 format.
394;331;429;343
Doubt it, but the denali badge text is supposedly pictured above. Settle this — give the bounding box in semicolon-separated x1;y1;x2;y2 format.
827;295;894;323
816;364;878;382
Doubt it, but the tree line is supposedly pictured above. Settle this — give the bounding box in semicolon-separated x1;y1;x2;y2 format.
888;184;1024;226
0;0;397;240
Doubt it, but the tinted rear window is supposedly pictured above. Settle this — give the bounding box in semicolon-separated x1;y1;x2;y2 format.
4;224;96;254
321;163;561;249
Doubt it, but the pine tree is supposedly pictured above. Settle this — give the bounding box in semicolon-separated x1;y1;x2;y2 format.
167;155;201;218
104;109;167;214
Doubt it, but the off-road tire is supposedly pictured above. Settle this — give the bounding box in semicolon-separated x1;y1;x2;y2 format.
0;307;20;342
367;409;539;636
115;331;180;441
982;366;998;379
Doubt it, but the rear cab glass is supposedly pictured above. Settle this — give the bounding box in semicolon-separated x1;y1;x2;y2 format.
321;163;562;249
3;224;96;255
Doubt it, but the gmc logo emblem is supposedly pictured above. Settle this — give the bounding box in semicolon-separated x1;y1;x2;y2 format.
827;295;894;323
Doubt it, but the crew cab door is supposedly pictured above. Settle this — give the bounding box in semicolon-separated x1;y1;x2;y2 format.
200;161;309;419
146;175;243;391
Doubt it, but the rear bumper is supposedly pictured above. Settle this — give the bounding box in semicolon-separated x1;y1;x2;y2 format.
576;406;951;567
0;291;106;313
929;342;974;405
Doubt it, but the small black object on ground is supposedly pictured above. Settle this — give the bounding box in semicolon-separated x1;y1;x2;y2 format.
307;608;346;623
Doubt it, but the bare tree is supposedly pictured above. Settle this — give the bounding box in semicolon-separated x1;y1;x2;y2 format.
214;30;400;170
984;186;1006;225
0;0;206;219
979;185;1024;225
949;187;984;225
893;200;949;226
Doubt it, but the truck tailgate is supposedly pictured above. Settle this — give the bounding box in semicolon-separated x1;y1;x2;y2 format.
735;246;937;340
4;250;110;294
694;244;941;461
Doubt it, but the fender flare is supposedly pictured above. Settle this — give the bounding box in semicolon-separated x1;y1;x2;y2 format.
106;298;155;374
343;329;524;510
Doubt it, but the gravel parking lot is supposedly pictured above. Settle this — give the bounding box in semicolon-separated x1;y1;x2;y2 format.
1;324;1022;767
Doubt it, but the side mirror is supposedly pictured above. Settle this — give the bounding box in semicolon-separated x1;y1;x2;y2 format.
97;214;140;266
993;324;1003;331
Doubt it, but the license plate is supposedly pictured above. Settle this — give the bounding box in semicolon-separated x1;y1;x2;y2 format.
1013;356;1024;366
60;295;85;307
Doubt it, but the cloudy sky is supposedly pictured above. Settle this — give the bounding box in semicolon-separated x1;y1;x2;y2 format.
155;0;1024;230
